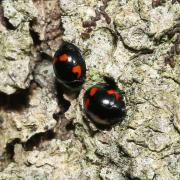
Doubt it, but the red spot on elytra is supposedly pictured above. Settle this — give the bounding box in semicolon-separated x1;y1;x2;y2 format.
72;65;82;79
107;89;121;101
85;98;90;108
89;87;98;96
59;53;68;62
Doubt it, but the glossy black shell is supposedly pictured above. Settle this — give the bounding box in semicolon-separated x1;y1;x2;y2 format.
83;83;126;125
53;42;86;89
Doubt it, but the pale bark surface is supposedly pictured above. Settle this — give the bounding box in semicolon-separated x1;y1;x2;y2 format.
0;0;180;179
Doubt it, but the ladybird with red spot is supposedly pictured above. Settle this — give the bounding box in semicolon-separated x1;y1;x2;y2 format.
83;78;126;126
53;42;86;90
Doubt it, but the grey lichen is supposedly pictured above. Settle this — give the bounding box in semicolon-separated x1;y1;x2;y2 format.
63;0;180;179
1;139;83;179
2;0;37;28
0;23;34;95
0;0;180;179
0;86;57;154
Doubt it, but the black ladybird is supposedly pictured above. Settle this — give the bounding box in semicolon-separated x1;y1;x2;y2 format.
83;80;126;125
53;42;86;90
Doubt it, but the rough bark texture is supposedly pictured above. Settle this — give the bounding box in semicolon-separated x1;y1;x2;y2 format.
0;0;180;179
